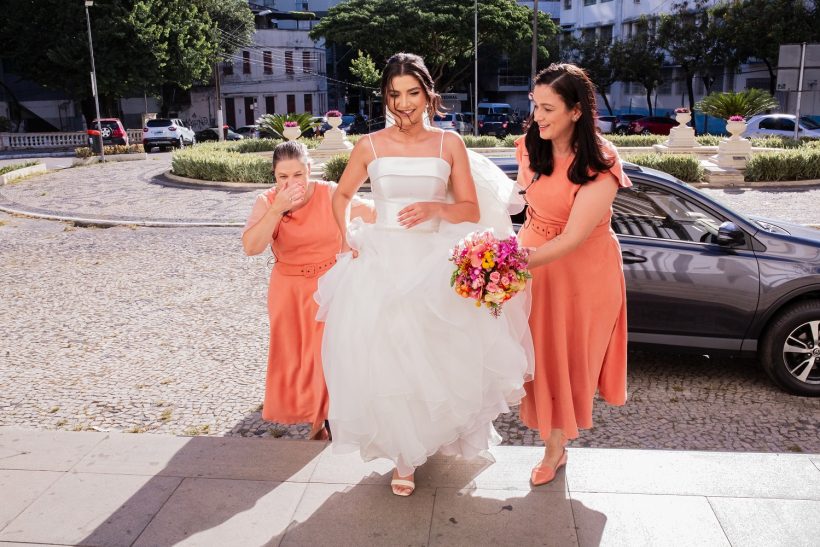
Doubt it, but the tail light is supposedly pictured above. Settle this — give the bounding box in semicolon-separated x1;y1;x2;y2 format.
112;129;124;138
479;121;484;127
451;121;456;128
502;122;508;128
142;127;148;132
169;126;177;131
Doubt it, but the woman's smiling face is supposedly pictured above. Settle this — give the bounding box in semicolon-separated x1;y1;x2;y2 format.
530;84;580;142
387;74;427;126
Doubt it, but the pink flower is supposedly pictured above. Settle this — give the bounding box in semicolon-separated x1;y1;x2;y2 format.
728;115;744;122
489;271;501;283
326;110;342;118
284;121;299;127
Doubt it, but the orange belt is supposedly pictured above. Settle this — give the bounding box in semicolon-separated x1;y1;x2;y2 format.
275;256;337;278
523;210;565;240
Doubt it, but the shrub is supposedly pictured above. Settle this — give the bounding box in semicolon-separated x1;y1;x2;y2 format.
462;135;499;148
0;161;39;176
622;153;704;183
694;89;779;119
745;149;820;182
695;135;722;146
171;148;272;183
748;136;807;149
604;135;666;147
75;144;144;157
322;154;350;182
501;134;521;147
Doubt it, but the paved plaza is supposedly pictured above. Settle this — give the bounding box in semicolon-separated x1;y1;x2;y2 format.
0;156;819;546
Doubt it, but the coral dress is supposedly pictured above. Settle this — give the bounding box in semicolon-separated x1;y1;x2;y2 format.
243;182;341;424
515;137;631;440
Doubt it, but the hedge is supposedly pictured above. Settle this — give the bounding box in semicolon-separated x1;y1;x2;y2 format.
171;148;272;183
75;144;144;158
0;161;40;176
622;153;704;183
745;149;820;182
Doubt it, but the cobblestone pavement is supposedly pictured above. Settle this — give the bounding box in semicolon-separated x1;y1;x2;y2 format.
2;212;818;453
1;157;819;226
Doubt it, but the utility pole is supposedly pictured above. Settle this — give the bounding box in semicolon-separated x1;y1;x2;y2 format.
473;0;479;136
531;0;539;85
84;1;105;162
213;27;225;141
794;42;806;141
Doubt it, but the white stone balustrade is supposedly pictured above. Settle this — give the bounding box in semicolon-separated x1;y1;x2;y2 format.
1;129;144;150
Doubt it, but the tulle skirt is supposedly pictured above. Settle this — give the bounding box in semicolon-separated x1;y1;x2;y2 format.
315;219;534;476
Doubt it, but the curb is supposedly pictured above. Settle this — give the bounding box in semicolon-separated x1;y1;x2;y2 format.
691;178;820;190
0;198;242;228
162;170;272;191
72;153;148;167
0;163;48;185
0;150;75;159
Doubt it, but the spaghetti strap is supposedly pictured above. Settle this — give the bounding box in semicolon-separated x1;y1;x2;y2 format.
367;134;379;159
439;131;445;158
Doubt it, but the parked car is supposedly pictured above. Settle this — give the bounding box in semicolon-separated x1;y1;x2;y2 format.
742;114;820;139
489;156;820;396
628;116;679;135
478;113;516;138
596;115;618;134
235;125;261;139
194;127;243;142
433;113;468;134
143;118;196;152
90;118;129;146
613;114;645;135
303;117;329;138
461;112;475;134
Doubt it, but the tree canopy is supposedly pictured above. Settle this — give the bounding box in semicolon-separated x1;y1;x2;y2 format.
0;0;253;102
310;0;558;92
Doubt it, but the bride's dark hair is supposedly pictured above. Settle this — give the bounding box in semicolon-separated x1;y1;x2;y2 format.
380;52;443;132
523;63;614;185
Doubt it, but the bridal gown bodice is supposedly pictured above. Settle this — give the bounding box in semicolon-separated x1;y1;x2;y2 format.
368;156;450;233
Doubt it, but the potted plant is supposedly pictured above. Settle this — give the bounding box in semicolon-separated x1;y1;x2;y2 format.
256;113;319;140
695;89;779;135
282;121;301;141
725;115;746;141
674;107;691;126
325;110;343;131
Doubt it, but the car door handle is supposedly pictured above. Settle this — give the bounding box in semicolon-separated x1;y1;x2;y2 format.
622;251;647;264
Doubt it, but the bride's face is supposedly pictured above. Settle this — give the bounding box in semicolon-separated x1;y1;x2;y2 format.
274;158;310;191
387;75;427;125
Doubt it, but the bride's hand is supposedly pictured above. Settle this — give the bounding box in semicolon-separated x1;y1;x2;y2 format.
397;202;442;229
341;241;359;259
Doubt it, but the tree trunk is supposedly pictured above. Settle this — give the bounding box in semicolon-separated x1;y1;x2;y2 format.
645;87;653;116
600;88;613;116
764;59;776;95
686;73;696;133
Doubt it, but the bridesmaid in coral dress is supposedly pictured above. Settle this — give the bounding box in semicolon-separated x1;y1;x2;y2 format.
515;64;631;485
242;140;374;439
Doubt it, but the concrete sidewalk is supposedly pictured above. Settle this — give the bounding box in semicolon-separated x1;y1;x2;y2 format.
1;427;818;546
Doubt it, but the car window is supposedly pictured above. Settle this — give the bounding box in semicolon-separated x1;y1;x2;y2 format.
612;183;726;243
758;117;779;130
778;118;795;131
800;116;820;130
95;120;119;130
147;119;172;127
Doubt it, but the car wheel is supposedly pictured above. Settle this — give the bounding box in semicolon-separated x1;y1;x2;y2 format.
640;129;651;135
760;299;820;396
144;145;152;153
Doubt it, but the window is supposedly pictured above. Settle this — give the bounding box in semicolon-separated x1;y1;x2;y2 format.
599;25;613;44
759;117;779;130
304;94;313;114
612;184;726;243
657;68;674;95
263;51;272;75
265;96;275;115
223;61;233;75
285;51;294;75
287;94;296;113
303;51;312;73
583;0;596;5
564;0;571;8
243;51;250;74
581;28;595;41
778;118;795;131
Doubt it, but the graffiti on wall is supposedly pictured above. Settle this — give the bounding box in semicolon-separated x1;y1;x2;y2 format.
184;115;211;131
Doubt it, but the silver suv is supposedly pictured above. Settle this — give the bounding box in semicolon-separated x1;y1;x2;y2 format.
142;118;196;152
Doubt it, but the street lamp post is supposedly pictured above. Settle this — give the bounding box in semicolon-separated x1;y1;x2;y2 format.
473;0;478;136
84;0;105;162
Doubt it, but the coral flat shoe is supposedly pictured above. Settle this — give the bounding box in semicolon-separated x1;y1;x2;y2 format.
530;449;568;486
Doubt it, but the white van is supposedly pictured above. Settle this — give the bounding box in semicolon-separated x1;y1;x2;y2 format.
477;102;512;122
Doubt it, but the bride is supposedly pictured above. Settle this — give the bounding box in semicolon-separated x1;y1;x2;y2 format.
315;53;533;496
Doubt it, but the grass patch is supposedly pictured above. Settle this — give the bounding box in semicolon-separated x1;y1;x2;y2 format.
172;147;273;183
0;161;40;176
160;409;173;422
622;152;704;183
605;135;667;147
183;424;211;436
75;144;144;158
745;148;820;182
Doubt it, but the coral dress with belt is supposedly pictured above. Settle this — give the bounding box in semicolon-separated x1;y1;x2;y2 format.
243;181;341;424
515;137;631;440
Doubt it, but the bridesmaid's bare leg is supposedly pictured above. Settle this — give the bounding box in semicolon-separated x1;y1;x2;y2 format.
541;429;566;467
308;417;329;440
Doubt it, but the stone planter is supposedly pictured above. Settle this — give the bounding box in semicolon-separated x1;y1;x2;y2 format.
283;126;302;141
664;111;697;149
327;116;343;130
675;111;692;126
316;116;353;152
726;120;747;141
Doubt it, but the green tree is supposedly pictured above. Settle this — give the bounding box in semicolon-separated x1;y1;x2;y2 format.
349;50;380;119
612;19;665;116
310;0;557;92
695;89;779;119
713;0;820;95
657;0;725;115
0;0;252;118
561;34;618;115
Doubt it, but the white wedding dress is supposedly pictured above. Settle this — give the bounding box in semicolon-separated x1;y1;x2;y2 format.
315;134;533;476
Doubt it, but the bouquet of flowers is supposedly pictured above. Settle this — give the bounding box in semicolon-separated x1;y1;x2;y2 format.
449;230;531;317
